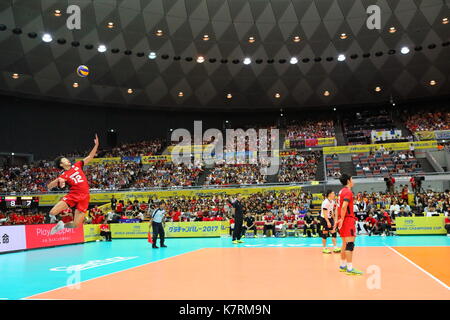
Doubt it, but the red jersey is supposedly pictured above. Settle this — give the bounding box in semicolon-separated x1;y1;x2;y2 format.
59;161;89;195
338;187;355;220
264;215;275;222
365;217;377;225
284;215;296;223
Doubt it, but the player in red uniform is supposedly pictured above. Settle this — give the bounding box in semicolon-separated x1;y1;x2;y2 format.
335;174;363;275
47;134;99;235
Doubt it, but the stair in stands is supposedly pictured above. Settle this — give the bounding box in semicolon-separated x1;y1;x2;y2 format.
314;152;325;181
333;117;347;146
196;166;212;186
416;157;436;173
340;161;356;177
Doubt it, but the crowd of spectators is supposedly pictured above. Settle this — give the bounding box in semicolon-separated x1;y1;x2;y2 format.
406;110;450;133
132;161;204;188
286;120;335;141
86;162;142;190
102;139;164;157
0;161;59;193
205;163;267;185
278;152;320;182
0;210;45;225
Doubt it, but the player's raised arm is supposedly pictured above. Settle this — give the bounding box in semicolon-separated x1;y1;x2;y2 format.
83;134;99;165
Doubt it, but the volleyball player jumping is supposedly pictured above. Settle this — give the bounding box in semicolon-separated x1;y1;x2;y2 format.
320;190;341;254
335;174;363;275
47;134;99;235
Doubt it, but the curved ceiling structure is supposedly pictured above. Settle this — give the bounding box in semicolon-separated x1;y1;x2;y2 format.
0;0;449;110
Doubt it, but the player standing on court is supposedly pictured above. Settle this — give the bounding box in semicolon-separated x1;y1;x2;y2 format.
47;134;99;235
335;174;363;275
320;190;341;254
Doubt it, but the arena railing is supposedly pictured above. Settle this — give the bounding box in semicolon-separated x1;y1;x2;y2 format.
1;171;449;196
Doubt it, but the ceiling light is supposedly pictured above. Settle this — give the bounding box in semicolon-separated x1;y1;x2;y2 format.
275;93;281;98
12;73;19;79
107;22;114;29
375;86;381;92
42;33;52;43
293;36;301;43
340;33;348;39
337;54;346;61
155;30;163;36
97;44;107;53
227;93;232;99
178;91;184;97
127;88;133;94
202;35;209;41
243;57;251;65
333;107;337;111
73;82;79;88
400;46;410;54
290;57;298;64
430;80;437;86
54;10;61;17
324;90;330;96
443;18;448;25
389;27;396;33
248;36;255;43
148;52;157;59
196;56;205;63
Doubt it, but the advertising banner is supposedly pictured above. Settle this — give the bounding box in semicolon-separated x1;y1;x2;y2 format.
25;224;84;249
75;157;121;164
111;221;227;238
0;226;27;253
83;224;102;242
165;221;222;237
415;131;436;140
323;140;438;154
317;137;336;146
34;185;303;206
395;216;446;235
434;130;450;140
122;156;141;163
141;155;171;164
110;223;150;238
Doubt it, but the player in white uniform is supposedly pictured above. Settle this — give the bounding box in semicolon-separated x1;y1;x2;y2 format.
320;190;341;254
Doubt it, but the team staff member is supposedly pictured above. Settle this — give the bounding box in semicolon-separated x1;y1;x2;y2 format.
242;212;256;237
150;202;167;249
335;174;363;275
302;211;318;237
320;190;340;254
263;211;275;237
100;223;112;241
229;194;244;244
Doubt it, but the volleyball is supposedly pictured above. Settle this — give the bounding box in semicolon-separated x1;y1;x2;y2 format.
76;65;89;77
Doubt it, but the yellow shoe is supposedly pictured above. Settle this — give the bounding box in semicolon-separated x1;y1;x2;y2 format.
339;266;347;272
322;248;331;254
232;240;239;244
333;247;341;253
345;268;364;276
237;240;244;243
302;234;307;238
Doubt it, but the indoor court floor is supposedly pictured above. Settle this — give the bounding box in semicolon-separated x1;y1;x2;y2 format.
1;236;449;300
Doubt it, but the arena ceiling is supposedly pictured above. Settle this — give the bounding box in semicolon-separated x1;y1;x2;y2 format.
0;0;449;110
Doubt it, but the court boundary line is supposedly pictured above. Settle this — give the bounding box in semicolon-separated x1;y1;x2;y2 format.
23;248;205;300
387;246;449;290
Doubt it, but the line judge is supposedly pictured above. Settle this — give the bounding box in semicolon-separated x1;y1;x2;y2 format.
150;201;167;249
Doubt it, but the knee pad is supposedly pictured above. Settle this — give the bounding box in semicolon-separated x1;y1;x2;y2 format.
345;242;355;251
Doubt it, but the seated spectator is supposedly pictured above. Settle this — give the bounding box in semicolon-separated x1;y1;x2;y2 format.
100;223;112;241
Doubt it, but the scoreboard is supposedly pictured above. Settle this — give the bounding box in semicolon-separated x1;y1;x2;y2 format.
0;196;39;210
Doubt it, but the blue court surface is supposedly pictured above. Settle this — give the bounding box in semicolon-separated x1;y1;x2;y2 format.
1;235;449;300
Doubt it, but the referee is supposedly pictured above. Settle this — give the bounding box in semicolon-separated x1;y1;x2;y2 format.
229;194;244;244
150;202;167;249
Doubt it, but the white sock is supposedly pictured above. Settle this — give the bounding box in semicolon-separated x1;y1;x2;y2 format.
340;260;346;268
347;263;353;271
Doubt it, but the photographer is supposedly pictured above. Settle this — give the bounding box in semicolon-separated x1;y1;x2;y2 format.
385;174;395;194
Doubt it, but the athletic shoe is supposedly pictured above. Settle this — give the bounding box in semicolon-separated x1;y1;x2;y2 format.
447;234;450;237
232;240;239;244
302;234;307;238
313;234;318;238
345;268;364;276
160;245;167;248
152;245;159;249
339;266;347;272
237;240;244;243
333;247;341;253
322;248;331;254
49;221;65;235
